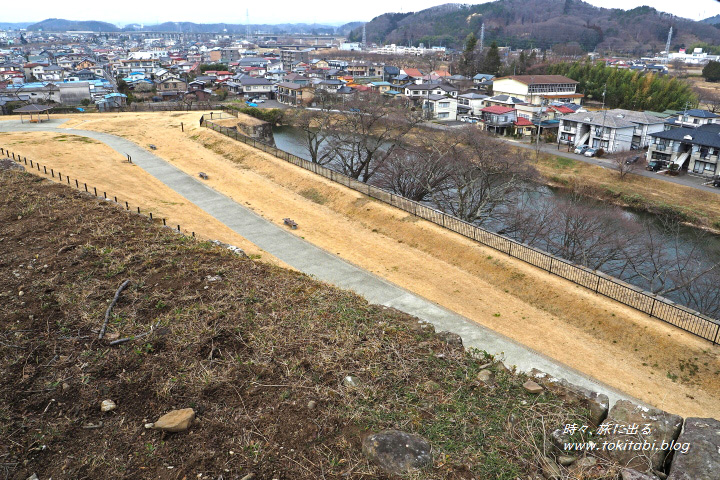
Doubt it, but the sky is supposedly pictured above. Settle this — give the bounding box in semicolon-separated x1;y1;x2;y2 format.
3;0;720;26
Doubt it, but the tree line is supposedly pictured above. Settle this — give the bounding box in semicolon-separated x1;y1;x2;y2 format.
540;61;698;111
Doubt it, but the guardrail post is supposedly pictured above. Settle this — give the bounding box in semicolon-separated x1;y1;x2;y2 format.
713;324;719;345
595;276;601;293
649;298;657;318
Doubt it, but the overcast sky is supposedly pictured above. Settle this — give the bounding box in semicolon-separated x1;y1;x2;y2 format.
4;0;720;25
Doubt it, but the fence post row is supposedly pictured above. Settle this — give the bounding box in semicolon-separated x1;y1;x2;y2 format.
197;118;720;345
4;147;193;243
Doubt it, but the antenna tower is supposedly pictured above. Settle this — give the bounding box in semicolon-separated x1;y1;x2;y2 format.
664;26;672;63
246;9;250;40
480;23;485;51
362;23;367;46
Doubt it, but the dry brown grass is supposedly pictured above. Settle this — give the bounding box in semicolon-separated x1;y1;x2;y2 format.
5;112;720;418
0;128;282;267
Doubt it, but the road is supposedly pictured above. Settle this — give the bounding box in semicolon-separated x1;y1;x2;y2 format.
421;121;720;195
0;118;642;409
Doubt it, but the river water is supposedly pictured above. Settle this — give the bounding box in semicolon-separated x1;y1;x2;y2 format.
273;126;720;318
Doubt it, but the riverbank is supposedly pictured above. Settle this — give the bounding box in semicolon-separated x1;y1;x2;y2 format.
532;149;720;232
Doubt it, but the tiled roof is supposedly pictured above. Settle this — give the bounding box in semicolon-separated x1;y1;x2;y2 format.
481;105;515;114
514;117;534;126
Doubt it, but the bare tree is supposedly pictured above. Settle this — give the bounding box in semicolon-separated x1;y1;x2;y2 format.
372;129;460;202
325;92;422;183
623;215;720;303
610;152;641;180
431;128;537;225
285;91;337;165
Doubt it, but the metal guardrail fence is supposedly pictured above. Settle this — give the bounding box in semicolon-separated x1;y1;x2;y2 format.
201;112;720;345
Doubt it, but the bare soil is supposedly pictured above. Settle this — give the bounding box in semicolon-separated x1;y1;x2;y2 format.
3;112;719;419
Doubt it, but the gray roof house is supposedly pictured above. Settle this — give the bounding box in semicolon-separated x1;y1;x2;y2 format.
558;109;666;152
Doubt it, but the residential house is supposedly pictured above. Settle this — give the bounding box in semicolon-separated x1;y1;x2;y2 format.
277;82;315;106
38;65;63;81
238;76;273;98
155;77;188;96
483;94;525;108
479;105;517;134
457;92;489;117
665;109;719;129
647;123;720;176
404;83;458;99
383;65;400;82
369;81;393;94
423;94;457;121
284;73;310;86
315;79;345;93
75;58;97;70
401;68;423;84
513;117;536;137
558;109;666;152
492;75;583;106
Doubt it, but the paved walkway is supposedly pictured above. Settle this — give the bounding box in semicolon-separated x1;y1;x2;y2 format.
0;119;641;407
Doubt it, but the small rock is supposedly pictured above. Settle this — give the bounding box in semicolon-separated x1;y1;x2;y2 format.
62;383;69;391
205;275;222;282
541;456;562;479
343;375;361;388
476;369;494;385
26;474;38;480
18;291;24;297
240;474;256;480
523;380;543;394
436;331;463;347
153;408;195;432
144;423;155;429
100;399;116;412
362;429;432;475
307;400;317;409
621;469;661;480
573;456;597;469
557;455;577;466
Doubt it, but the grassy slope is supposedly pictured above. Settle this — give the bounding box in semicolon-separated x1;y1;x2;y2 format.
0;170;593;479
535;152;720;229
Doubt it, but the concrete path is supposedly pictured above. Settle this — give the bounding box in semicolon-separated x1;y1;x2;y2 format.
0;119;641;407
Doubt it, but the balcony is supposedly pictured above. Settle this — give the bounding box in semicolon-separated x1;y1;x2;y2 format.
692;152;719;164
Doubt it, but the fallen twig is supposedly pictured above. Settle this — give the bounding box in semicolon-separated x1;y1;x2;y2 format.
109;322;160;346
99;280;131;340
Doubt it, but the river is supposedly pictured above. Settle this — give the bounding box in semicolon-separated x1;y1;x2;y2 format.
273;125;720;318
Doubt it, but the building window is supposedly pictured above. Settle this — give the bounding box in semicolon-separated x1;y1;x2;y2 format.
438;112;449;119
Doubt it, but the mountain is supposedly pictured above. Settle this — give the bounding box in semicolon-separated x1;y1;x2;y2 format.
702;14;720;25
26;18;120;32
349;1;720;54
0;22;32;30
23;18;358;35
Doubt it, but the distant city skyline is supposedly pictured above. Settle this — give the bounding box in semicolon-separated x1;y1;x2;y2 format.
4;0;719;26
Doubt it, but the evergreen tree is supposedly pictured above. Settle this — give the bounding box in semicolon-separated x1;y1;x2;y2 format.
460;33;478;76
483;41;502;76
703;60;720;82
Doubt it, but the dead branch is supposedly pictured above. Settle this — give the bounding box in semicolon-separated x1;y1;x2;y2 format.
98;280;131;340
108;321;160;346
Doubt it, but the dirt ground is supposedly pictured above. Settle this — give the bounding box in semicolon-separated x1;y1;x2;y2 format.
3;112;719;418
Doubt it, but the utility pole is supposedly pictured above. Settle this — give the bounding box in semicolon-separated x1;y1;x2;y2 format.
664;27;672;64
600;84;608;152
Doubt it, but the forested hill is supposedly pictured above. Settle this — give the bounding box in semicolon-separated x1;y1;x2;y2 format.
349;1;720;54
